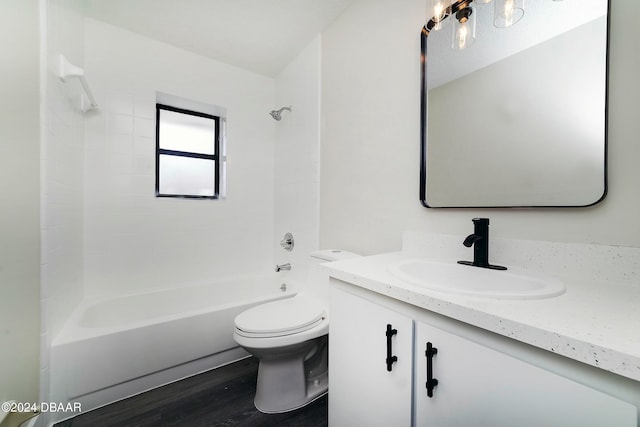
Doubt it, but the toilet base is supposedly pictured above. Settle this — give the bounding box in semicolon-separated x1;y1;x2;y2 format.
253;335;328;413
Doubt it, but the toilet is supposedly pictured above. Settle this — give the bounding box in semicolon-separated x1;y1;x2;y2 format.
233;249;360;413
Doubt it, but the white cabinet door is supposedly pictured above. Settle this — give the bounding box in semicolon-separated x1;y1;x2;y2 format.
414;320;637;427
329;287;414;427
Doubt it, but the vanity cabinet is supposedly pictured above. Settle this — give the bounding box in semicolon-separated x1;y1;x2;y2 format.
414;320;635;427
329;284;413;427
329;282;638;427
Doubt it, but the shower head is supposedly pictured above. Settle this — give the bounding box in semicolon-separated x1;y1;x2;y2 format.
270;106;292;121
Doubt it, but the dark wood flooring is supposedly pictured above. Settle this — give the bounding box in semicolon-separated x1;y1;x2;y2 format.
54;357;328;427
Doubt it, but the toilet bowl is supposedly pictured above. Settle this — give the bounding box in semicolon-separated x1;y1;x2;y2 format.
233;249;360;413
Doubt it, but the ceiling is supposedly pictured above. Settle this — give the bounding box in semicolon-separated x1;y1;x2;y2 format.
83;0;355;77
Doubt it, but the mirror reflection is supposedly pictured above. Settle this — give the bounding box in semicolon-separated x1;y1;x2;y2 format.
420;0;608;208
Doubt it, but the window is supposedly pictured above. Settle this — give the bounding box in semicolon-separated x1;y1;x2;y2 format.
155;95;226;199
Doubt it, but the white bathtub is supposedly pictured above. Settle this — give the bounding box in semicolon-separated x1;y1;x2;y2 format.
50;276;295;422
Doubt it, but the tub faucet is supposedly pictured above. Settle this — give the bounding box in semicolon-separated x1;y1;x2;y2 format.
457;218;507;271
275;263;291;272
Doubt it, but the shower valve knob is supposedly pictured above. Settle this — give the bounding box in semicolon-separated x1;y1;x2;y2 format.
280;232;294;251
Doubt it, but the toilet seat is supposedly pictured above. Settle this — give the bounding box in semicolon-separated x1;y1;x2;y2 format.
235;296;326;338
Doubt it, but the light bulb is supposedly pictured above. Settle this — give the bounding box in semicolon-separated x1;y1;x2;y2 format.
494;0;524;28
452;6;475;51
428;0;448;31
455;24;469;50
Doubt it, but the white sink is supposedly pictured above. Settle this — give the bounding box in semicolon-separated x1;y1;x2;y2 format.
387;259;565;299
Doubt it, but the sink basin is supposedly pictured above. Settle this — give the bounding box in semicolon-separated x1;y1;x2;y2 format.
387;259;565;299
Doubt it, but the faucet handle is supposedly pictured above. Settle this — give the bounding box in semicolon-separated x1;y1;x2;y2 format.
280;232;294;251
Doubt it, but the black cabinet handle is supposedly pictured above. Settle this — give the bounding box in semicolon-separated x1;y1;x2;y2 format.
385;324;398;371
425;341;438;397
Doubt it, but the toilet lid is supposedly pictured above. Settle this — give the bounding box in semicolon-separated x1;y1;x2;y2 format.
235;297;326;336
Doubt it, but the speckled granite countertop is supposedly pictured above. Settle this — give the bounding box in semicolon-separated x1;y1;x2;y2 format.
325;250;640;382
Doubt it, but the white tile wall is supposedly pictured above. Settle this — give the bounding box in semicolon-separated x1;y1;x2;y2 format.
274;36;322;286
41;0;87;412
82;18;277;296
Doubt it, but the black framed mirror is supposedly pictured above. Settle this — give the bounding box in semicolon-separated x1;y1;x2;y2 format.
420;0;609;208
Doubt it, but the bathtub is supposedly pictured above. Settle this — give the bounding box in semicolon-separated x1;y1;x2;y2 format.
50;276;295;422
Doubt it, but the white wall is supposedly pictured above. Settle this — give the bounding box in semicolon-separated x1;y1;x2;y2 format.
82;19;276;296
0;0;41;422
321;0;640;254
274;36;322;284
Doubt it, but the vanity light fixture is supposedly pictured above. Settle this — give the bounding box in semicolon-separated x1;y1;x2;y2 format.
425;0;526;50
452;6;476;51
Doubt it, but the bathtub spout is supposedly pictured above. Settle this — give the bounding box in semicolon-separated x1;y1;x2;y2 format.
275;263;291;272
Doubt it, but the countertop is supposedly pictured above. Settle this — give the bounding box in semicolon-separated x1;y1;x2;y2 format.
325;251;640;383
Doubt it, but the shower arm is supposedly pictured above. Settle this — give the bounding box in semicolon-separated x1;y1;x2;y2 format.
58;54;98;111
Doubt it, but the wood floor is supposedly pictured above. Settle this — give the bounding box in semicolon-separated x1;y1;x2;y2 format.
54;357;328;427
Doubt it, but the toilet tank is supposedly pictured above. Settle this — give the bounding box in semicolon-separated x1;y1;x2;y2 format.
305;249;361;305
310;249;361;263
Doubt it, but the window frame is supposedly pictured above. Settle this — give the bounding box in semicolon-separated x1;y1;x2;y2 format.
155;103;221;199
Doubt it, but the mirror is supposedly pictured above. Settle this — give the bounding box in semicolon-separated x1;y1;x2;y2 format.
420;0;609;208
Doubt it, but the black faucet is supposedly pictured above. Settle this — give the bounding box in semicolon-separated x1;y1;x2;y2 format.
457;218;507;270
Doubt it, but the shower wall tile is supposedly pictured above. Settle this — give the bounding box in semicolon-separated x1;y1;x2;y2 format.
43;0;85;338
134;98;156;119
82;18;276;296
41;0;87;406
108;113;134;135
108;91;134;115
274;36;322;286
110;132;133;154
83;112;106;150
134;117;154;138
